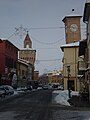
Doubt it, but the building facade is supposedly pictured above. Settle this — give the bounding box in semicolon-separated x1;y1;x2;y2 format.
61;42;80;91
17;59;33;87
0;39;19;85
34;71;39;81
82;1;90;100
48;71;63;85
61;13;82;91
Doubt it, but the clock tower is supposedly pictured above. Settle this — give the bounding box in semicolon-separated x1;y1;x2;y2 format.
62;11;82;44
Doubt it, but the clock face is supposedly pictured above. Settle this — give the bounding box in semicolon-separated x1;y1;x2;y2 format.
70;24;78;32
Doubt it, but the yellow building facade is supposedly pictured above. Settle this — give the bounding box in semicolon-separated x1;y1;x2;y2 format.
61;42;80;91
61;12;82;92
17;59;32;87
48;71;63;85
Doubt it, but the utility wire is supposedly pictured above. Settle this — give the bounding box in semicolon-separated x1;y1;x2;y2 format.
36;58;62;61
28;25;86;30
31;36;64;45
35;47;59;49
28;26;65;30
7;32;16;39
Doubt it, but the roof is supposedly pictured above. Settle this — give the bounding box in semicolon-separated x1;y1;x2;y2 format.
20;48;36;51
83;1;90;22
62;13;82;22
18;58;29;66
60;41;79;51
2;39;19;50
24;32;32;42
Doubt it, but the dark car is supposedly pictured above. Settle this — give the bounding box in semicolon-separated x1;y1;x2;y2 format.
27;85;32;90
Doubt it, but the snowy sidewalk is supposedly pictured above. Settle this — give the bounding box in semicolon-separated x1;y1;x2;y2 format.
52;90;90;108
68;95;90;107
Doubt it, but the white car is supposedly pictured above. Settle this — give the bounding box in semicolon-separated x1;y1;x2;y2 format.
1;85;14;95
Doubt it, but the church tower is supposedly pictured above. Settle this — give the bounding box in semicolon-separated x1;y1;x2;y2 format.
19;32;36;79
62;10;82;44
24;31;32;48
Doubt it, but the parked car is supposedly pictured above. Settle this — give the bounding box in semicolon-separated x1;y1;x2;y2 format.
42;85;48;90
27;85;32;90
0;87;6;97
1;85;14;95
52;84;59;89
57;85;64;90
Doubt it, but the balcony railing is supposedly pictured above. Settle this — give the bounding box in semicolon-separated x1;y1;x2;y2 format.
78;61;87;71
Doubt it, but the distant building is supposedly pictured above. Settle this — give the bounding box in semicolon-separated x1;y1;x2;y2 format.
19;32;36;79
17;58;33;87
34;71;39;81
48;71;63;85
39;74;48;85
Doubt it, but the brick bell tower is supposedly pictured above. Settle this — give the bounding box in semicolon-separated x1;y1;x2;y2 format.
24;31;32;48
62;9;82;44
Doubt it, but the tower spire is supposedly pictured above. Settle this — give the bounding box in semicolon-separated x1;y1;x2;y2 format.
24;31;32;48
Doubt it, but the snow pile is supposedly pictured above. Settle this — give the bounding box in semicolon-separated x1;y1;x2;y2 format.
53;90;79;106
13;90;19;95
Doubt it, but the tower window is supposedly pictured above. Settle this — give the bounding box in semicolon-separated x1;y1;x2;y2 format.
26;44;29;48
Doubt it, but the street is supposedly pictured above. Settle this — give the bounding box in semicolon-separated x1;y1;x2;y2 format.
0;89;90;120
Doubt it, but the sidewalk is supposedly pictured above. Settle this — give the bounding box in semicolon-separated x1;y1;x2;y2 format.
68;95;90;107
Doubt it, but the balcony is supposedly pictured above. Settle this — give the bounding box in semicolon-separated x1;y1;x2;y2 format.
78;61;87;71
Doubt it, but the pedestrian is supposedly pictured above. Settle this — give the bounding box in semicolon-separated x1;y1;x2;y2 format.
68;88;71;98
12;72;17;89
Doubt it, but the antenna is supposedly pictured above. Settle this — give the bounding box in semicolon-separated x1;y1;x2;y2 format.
15;25;28;38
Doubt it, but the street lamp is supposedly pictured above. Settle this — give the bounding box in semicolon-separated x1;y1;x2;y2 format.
67;65;71;98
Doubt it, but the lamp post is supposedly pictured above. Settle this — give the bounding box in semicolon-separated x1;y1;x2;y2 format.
67;65;71;98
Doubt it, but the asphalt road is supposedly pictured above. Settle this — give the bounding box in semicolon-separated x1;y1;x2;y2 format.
0;90;52;120
0;89;90;120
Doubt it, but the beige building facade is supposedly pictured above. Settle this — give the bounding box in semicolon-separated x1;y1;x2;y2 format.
61;42;80;91
17;59;32;87
61;12;82;91
19;49;36;66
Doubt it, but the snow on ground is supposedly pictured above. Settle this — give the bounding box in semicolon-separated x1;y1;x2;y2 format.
9;87;80;107
53;90;79;106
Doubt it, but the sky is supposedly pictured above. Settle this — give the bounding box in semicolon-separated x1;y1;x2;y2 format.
0;0;86;75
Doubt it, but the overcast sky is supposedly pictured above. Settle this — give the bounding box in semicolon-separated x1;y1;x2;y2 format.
0;0;86;75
